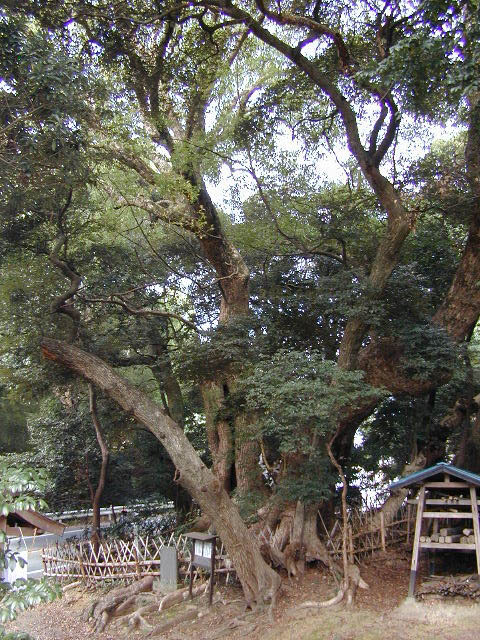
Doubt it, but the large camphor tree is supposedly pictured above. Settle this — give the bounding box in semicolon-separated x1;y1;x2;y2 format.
2;0;480;603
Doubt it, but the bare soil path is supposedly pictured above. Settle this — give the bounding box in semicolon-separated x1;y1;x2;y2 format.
7;549;480;640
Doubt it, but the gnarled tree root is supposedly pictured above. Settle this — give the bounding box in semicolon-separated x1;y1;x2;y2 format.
83;575;155;633
299;564;369;609
113;601;159;630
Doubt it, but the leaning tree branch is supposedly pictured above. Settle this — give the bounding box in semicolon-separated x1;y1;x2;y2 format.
373;96;400;167
326;428;369;606
40;337;281;606
81;294;201;333
253;0;351;69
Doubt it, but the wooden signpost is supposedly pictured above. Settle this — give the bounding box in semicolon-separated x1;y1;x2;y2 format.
185;532;217;606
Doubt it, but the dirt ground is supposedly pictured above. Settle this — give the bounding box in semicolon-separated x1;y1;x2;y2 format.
6;548;480;640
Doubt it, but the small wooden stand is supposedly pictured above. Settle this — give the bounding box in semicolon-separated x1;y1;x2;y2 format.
408;475;480;597
185;532;217;606
389;463;480;599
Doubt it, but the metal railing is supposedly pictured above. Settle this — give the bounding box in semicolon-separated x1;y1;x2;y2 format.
45;501;174;523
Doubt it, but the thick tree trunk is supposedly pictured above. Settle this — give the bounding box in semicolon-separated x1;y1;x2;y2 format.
192;184;261;495
452;393;480;472
201;380;233;492
233;412;265;497
41;338;280;605
337;173;413;371
432;97;480;343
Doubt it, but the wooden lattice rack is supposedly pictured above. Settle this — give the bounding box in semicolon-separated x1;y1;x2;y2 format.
388;462;480;597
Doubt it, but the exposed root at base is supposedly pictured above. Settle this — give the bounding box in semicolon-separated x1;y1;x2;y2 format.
299;564;369;610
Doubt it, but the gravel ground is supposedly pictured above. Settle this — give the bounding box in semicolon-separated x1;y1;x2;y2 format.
6;552;480;640
5;592;119;640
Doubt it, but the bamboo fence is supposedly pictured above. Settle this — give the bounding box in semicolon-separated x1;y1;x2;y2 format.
42;504;415;585
42;533;233;586
325;503;415;560
255;503;415;562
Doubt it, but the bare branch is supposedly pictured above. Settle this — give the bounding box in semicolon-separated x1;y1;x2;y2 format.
81;294;200;333
49;190;82;340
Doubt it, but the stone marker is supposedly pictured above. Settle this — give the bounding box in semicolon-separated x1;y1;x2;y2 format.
159;546;178;593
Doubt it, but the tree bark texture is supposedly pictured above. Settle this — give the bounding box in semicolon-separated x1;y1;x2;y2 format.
41;338;280;605
357;337;451;396
233;411;265;497
432;98;480;343
147;327;185;427
201;380;233;492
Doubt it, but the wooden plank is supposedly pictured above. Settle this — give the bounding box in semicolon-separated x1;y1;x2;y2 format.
469;486;480;573
424;482;472;488
420;542;476;550
422;512;473;519
409;486;425;597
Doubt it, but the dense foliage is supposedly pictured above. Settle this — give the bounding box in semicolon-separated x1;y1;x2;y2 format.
0;0;479;602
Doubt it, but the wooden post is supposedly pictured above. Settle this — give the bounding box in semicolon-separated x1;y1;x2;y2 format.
348;525;354;563
209;539;216;606
133;546;142;578
188;560;194;599
77;549;87;583
409;486;426;598
469;486;480;574
406;503;411;544
380;511;386;552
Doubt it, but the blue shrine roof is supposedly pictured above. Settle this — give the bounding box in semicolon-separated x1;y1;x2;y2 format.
388;462;480;491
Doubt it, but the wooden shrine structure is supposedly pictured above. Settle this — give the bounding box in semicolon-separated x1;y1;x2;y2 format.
0;508;65;538
389;462;480;597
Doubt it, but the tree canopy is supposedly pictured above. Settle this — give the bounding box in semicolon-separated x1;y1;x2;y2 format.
0;0;479;604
